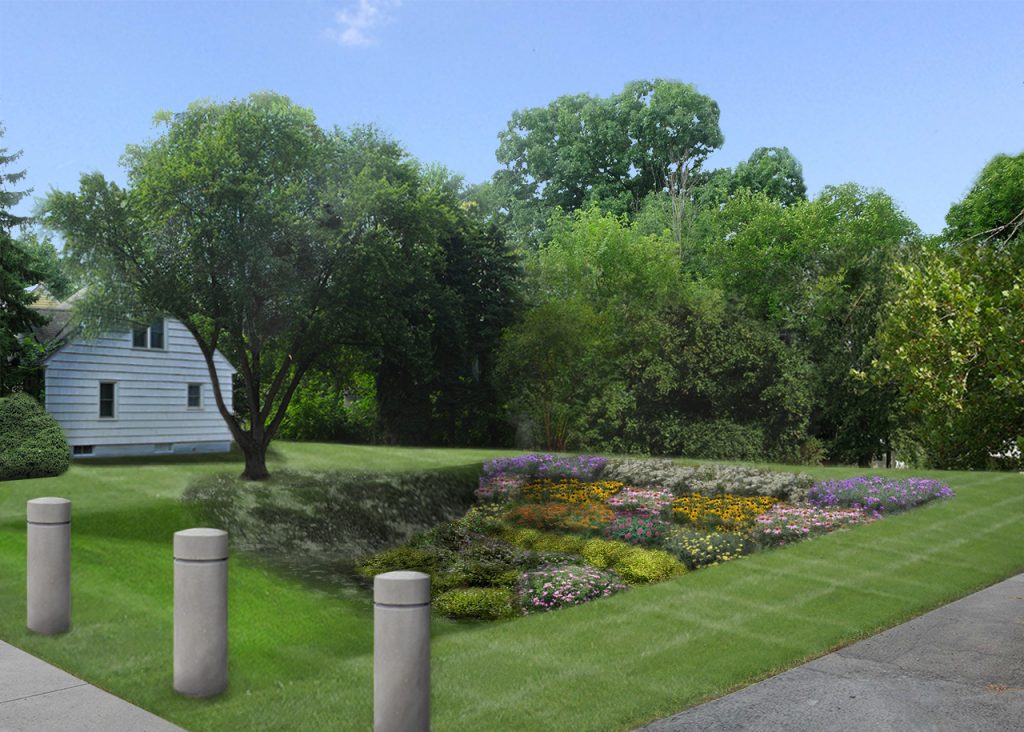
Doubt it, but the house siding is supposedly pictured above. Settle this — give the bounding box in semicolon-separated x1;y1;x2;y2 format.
45;319;235;455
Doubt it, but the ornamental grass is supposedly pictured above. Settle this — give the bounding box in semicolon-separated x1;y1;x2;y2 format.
671;493;778;532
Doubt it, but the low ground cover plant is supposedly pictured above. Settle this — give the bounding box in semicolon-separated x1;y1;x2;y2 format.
663;528;755;569
517;564;628;612
754;505;876;546
807;476;956;514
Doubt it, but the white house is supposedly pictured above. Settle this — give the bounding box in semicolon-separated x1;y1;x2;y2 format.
31;289;236;458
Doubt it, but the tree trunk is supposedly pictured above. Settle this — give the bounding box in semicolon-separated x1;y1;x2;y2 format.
240;440;270;481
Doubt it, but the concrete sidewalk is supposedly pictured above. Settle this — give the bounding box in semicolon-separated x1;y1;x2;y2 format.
0;641;185;732
641;573;1024;732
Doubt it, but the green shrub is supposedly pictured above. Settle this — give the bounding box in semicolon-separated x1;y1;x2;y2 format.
663;528;755;570
531;533;587;555
612;547;686;584
449;538;529;586
277;369;377;443
497;526;543;549
434;587;517;620
579;538;633;569
0;393;69;481
458;503;507;534
356;546;438;577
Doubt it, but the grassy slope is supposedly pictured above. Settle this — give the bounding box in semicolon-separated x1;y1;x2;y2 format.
0;443;1020;731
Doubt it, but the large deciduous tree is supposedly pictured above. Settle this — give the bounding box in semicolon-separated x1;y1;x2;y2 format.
698;184;920;464
872;152;1024;467
44;94;423;479
494;79;723;246
731;146;807;206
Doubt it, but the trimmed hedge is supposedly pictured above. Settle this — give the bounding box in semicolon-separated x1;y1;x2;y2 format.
0;393;70;481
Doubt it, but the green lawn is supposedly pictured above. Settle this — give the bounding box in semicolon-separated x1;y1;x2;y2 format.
0;443;1021;731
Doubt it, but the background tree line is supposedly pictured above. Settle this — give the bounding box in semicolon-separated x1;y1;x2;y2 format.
2;83;1020;475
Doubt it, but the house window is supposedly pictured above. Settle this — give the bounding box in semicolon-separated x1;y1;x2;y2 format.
72;445;94;456
187;383;202;408
99;382;116;419
132;319;165;350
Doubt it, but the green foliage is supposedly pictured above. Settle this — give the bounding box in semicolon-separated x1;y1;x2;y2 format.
495;298;604;450
0;393;70;480
16;228;76;301
0;126;48;396
731;147;807;206
497;525;543;549
498;206;814;460
356;546;439;578
373;171;523;446
530;532;587;555
42;94;444;478
458;503;508;534
579;538;634;569
434;587;517;620
871;153;1024;468
612;547;686;584
695;184;920;463
278;367;377;443
493;79;723;245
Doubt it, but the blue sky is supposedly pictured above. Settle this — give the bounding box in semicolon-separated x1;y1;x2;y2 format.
2;0;1022;235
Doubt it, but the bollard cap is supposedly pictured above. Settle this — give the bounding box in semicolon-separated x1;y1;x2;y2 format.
374;571;431;606
27;497;71;524
174;528;229;561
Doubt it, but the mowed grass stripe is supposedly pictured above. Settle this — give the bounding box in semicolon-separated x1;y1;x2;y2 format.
0;444;1021;731
430;475;1022;731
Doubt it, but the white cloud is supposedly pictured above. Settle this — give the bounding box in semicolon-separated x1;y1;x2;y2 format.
325;0;400;48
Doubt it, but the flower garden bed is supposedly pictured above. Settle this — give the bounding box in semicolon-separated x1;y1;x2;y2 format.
357;454;955;620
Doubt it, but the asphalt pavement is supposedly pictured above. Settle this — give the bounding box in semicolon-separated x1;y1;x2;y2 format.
639;573;1024;732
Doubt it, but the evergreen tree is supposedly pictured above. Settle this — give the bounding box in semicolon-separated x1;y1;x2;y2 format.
0;124;46;394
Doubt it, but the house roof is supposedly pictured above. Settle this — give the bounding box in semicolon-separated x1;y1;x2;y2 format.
28;286;83;346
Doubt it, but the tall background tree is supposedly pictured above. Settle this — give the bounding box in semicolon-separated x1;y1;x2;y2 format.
493;79;723;248
44;94;432;479
871;152;1024;468
0;124;47;395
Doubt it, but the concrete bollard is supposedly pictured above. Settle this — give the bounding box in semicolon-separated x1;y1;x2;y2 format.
173;528;228;698
374;571;431;732
27;497;72;635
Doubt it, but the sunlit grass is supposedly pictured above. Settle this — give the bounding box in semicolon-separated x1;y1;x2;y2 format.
0;443;1020;731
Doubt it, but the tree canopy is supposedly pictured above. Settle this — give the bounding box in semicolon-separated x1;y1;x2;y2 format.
872;152;1024;467
0;124;46;395
44;94;430;478
494;79;723;245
